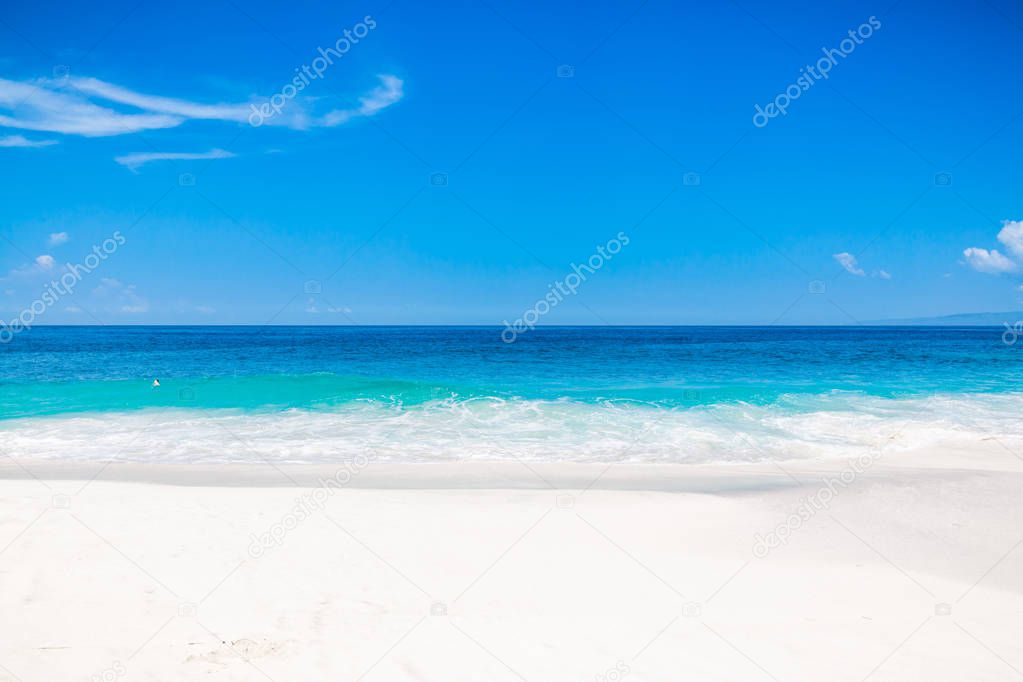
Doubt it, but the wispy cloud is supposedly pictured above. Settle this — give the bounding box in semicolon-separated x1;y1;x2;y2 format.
0;77;183;136
69;76;253;122
963;219;1023;274
2;254;56;280
93;277;148;313
833;252;865;276
0;134;57;147
0;74;404;139
320;74;404;126
114;148;235;171
833;252;892;279
48;231;69;246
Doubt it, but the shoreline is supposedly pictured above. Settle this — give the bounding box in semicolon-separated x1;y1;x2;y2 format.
3;453;1019;489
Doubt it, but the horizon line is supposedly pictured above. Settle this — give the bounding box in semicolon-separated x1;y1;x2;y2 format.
19;323;1008;329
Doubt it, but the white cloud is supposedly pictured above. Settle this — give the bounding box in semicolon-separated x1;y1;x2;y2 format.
93;277;149;313
0;134;57;147
1;254;58;280
997;219;1023;258
68;76;252;122
962;219;1023;276
320;75;404;126
962;247;1017;274
48;231;69;245
114;148;235;171
0;74;404;138
0;77;183;136
877;269;891;280
833;252;865;276
92;276;122;295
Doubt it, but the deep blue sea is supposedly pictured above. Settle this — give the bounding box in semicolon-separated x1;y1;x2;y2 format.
1;326;1020;463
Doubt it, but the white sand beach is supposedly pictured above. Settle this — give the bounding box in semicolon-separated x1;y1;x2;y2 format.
3;451;1023;681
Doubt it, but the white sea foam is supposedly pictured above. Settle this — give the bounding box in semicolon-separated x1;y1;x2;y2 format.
2;393;1022;464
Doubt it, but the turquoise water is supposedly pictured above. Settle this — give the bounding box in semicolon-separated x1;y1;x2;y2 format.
1;326;1020;463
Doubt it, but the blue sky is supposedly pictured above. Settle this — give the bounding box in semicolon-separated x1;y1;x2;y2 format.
1;0;1021;325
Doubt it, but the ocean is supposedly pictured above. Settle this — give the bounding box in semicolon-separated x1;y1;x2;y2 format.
1;326;1020;463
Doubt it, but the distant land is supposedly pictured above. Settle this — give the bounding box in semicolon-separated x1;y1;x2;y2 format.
869;312;1023;326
